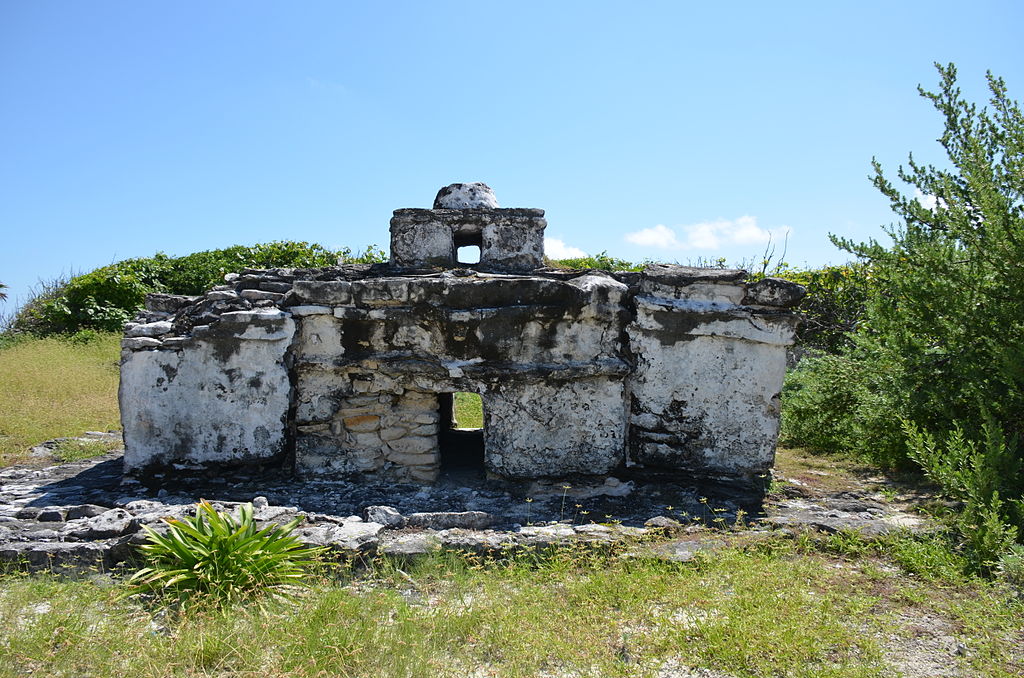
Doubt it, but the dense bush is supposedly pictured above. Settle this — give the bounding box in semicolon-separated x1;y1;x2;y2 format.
768;263;872;354
782;63;1024;568
11;241;386;335
546;251;644;271
781;352;908;467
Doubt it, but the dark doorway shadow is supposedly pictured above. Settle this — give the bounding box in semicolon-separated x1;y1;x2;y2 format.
437;392;485;481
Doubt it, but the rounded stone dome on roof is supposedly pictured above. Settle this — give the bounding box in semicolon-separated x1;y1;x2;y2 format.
433;182;499;209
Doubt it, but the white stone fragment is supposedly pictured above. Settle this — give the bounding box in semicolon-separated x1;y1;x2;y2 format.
287;305;333;316
121;337;162;350
364;505;406;528
433;182;499;209
220;309;289;323
126;321;173;338
239;289;284;302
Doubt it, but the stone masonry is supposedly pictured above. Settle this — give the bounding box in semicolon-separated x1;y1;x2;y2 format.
118;184;805;488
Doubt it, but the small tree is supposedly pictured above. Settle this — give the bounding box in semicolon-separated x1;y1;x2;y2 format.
833;63;1024;442
0;282;7;302
785;63;1024;569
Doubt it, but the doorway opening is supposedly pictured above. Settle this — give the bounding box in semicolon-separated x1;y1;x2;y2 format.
438;392;485;471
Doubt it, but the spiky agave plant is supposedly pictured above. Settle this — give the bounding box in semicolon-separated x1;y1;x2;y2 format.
128;500;323;607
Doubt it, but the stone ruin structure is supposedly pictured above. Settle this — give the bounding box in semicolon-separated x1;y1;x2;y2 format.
119;183;805;490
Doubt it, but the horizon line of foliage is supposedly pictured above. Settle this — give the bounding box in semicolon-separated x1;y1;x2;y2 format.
9;241;387;336
782;63;1024;574
7;243;870;353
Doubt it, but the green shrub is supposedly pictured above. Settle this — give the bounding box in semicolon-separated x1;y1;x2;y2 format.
769;262;872;354
781;65;1024;572
546;251;643;271
780;352;908;468
903;418;1023;571
128;500;323;607
830;64;1024;447
156;241;368;295
35;258;168;332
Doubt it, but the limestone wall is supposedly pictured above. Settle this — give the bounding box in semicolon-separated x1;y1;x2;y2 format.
285;271;630;482
120;309;294;476
390;208;546;271
625;266;802;483
118;262;803;486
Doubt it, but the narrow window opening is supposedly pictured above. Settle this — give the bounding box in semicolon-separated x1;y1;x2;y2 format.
454;229;483;266
456;245;481;265
438;392;485;472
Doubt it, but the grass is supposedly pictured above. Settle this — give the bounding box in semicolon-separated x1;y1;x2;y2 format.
453;391;483;429
50;437;123;463
1;323;1021;675
0;333;121;465
0;541;1021;677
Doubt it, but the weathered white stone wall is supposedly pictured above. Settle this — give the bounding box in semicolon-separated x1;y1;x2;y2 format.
120;310;294;475
390;208;546;270
389;213;454;268
484;377;627;477
480;214;546;271
626;293;797;480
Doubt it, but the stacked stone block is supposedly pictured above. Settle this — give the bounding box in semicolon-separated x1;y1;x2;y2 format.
295;389;441;483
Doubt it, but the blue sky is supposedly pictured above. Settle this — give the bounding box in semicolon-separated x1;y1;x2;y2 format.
2;1;1023;310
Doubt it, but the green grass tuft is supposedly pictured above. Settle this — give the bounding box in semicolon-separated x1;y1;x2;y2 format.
129;500;324;608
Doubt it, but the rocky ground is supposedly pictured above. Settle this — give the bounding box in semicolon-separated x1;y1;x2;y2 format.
0;435;931;574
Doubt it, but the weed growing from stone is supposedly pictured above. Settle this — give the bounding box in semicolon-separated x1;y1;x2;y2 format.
127;500;323;608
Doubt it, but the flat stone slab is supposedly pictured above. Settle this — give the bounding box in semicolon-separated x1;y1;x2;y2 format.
761;498;930;536
0;451;933;574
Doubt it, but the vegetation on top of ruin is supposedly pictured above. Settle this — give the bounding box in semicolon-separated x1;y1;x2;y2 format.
544;250;646;272
5;241;387;336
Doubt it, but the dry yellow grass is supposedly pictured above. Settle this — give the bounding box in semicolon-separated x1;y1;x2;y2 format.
0;334;121;465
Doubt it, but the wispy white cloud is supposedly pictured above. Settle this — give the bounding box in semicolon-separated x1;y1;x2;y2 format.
914;189;946;211
624;216;791;251
305;76;350;94
545;237;587;259
623;223;681;249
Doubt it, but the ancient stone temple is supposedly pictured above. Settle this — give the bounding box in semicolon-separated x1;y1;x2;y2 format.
119;183;804;488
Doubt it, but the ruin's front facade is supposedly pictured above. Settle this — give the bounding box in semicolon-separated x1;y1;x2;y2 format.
119;184;804;487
